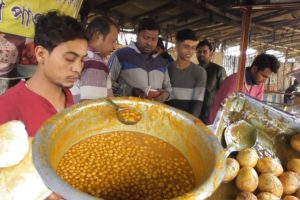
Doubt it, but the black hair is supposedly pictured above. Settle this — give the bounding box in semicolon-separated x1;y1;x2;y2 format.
157;37;165;50
251;53;280;73
34;11;87;52
137;17;160;33
196;39;213;52
176;29;197;42
86;16;118;40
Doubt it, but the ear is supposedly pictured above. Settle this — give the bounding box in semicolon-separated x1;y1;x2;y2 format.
93;32;103;41
251;65;258;73
98;33;104;41
35;45;48;64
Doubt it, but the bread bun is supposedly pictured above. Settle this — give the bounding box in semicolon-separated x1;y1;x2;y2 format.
0;121;29;167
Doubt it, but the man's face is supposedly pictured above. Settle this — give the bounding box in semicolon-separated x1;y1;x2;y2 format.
196;45;212;65
136;30;159;54
252;66;273;84
176;40;198;61
93;25;118;57
39;39;88;88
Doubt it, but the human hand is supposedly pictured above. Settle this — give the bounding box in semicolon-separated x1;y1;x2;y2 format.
132;87;146;98
153;90;170;103
145;89;161;99
45;193;65;200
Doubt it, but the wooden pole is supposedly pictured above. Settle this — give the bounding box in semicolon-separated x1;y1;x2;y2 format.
283;49;288;91
277;70;279;91
236;7;252;92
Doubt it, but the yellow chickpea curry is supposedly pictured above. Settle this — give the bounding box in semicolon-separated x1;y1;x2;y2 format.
56;131;196;200
117;108;142;125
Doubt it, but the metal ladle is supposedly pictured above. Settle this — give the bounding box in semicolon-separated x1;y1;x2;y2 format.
105;99;141;125
224;120;257;157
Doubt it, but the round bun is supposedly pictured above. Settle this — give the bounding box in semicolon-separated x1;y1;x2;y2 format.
0;138;51;199
0;121;29;167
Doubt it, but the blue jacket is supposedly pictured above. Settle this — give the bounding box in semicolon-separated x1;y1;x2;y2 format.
108;42;172;96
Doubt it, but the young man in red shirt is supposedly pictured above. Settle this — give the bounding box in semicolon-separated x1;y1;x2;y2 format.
0;11;88;200
0;11;88;136
208;53;280;124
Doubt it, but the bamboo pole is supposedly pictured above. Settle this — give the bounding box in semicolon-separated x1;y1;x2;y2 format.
236;7;252;92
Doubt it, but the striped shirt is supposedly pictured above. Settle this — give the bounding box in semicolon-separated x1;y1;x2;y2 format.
108;42;172;97
167;62;206;117
71;49;113;103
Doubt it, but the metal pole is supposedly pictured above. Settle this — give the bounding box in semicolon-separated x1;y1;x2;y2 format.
283;49;288;91
236;7;252;92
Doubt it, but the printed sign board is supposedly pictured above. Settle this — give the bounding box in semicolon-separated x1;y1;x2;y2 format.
0;0;83;38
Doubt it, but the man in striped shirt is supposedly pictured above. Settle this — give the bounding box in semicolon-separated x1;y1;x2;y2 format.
71;16;118;103
108;18;171;103
167;29;207;117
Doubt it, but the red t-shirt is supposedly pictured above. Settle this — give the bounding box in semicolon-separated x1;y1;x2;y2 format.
0;80;74;136
207;73;264;125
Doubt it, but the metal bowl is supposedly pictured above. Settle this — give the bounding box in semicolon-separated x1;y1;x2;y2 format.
32;97;225;200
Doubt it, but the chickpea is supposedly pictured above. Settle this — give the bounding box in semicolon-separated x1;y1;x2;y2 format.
56;131;196;199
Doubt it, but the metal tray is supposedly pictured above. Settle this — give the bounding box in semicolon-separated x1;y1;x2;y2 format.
207;93;300;200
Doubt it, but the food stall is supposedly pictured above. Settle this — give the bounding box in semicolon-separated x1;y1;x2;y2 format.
208;93;300;199
1;0;300;199
1;92;298;199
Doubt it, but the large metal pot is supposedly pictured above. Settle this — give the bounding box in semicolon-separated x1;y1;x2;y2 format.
32;97;225;200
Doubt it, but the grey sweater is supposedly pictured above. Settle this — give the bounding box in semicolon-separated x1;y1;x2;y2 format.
167;62;206;117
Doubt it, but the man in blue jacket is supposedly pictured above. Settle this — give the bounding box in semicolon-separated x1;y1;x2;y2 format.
108;18;171;103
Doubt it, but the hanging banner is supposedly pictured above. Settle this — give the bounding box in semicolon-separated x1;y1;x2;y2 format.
0;0;83;38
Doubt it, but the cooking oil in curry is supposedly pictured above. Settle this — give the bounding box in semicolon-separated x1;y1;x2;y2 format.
56;131;196;200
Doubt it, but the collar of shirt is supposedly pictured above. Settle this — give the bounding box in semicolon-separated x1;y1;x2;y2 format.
87;47;104;62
